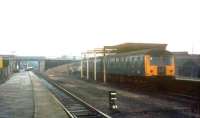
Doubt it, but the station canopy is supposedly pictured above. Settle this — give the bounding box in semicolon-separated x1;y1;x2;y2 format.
104;43;167;53
85;43;167;57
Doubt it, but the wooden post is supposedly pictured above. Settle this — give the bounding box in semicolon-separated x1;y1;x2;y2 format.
80;53;83;79
86;54;89;80
103;48;106;83
94;51;96;81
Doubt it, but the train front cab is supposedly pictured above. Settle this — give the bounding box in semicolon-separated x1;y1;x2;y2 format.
144;53;175;79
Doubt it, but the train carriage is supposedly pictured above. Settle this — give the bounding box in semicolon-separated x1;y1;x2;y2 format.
105;49;175;78
83;48;175;82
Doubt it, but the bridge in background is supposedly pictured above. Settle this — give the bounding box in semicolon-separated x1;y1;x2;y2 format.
16;56;75;72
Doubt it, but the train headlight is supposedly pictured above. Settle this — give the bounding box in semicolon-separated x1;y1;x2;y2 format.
150;69;153;73
170;70;173;73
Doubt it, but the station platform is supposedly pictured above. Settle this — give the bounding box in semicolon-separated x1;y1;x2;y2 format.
0;72;68;118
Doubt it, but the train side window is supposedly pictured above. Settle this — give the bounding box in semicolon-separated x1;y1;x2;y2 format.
121;57;123;63
140;56;143;62
125;57;128;62
134;56;137;61
129;56;132;62
128;56;131;62
137;56;141;61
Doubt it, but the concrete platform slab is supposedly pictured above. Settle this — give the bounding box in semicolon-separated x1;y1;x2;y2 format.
29;72;68;118
0;72;69;118
0;72;34;118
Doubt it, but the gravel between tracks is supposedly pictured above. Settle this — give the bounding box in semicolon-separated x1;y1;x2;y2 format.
43;73;194;118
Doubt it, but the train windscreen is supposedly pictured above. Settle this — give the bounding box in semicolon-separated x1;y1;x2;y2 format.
150;55;173;65
150;56;159;65
163;56;173;65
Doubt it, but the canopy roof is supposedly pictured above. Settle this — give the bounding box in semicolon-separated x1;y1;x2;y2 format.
104;43;167;53
106;48;172;58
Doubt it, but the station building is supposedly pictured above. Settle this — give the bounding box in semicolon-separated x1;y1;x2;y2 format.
0;55;16;80
173;52;200;78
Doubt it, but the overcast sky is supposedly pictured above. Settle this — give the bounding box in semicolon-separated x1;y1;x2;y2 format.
0;0;200;57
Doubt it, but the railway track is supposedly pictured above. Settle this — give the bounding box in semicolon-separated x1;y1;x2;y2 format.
155;91;200;115
146;81;200;116
108;77;200;116
38;74;111;118
37;72;200;117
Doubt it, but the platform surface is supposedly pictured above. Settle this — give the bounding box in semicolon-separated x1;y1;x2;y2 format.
0;72;68;118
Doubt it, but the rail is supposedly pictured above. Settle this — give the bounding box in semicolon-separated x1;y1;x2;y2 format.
37;73;111;118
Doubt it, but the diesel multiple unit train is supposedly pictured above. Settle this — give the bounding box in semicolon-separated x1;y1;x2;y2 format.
82;48;175;82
